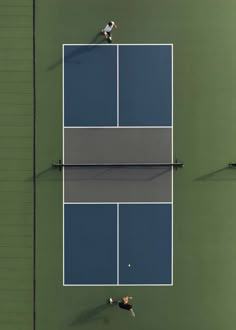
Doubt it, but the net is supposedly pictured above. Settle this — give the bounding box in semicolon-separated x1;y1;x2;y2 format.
52;160;184;170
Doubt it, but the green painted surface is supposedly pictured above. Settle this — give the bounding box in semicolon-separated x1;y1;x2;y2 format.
0;0;232;329
0;1;33;329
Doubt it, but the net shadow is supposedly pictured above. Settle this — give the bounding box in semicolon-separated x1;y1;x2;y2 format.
25;166;61;182
194;166;236;181
64;167;171;182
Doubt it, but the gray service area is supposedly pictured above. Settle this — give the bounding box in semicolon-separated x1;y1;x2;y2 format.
64;128;172;202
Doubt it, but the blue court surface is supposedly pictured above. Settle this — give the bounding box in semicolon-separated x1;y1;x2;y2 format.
64;203;172;285
64;44;172;127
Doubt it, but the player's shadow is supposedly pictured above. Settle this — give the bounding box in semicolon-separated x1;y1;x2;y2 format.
69;303;111;326
48;32;105;71
194;166;236;181
89;31;107;44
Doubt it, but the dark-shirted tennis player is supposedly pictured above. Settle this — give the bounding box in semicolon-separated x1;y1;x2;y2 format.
109;296;135;317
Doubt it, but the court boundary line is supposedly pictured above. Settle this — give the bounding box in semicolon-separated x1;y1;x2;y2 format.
33;0;36;327
62;44;65;285
171;45;174;285
117;204;119;285
117;45;119;127
64;202;173;204
63;202;173;286
64;284;173;286
62;44;174;287
63;43;173;46
63;44;173;128
64;126;173;129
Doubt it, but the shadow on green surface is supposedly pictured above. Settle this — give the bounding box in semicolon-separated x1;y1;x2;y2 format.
25;166;61;182
48;32;105;71
69;303;111;326
194;166;236;181
25;166;170;182
89;31;106;44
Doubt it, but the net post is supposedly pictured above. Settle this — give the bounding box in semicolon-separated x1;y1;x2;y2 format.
52;160;62;170
173;159;184;169
229;162;236;168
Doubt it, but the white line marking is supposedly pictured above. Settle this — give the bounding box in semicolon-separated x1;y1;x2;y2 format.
171;44;174;285
117;45;119;127
64;126;173;129
62;43;174;287
63;43;173;46
63;202;173;286
63;283;173;286
64;202;173;205
63;44;65;285
117;204;119;285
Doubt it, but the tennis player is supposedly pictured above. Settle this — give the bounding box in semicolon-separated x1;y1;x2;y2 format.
102;21;117;43
109;296;135;317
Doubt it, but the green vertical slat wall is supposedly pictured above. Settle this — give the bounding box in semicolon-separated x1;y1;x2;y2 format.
0;1;33;329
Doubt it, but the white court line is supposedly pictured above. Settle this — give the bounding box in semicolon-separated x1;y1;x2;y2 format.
63;284;173;287
117;204;119;285
63;201;173;286
63;43;173;46
116;283;173;286
171;45;174;285
62;44;174;286
64;202;173;205
64;126;173;129
62;44;65;285
117;45;119;127
63;44;173;128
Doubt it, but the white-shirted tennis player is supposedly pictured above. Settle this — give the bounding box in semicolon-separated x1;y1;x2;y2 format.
102;21;117;43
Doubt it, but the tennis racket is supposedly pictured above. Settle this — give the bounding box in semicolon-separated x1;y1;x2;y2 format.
130;308;135;317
